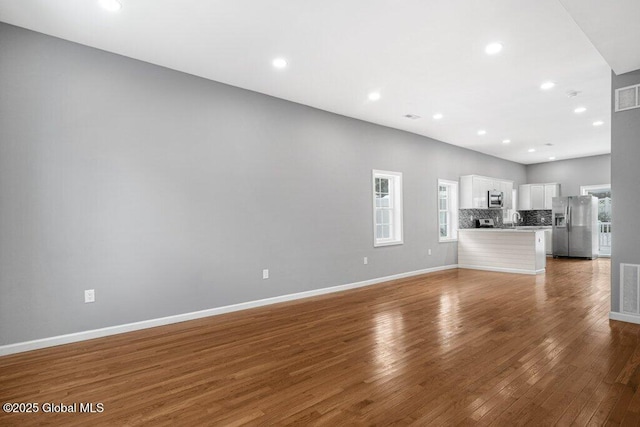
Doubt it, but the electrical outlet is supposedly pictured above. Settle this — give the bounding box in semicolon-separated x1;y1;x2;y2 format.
428;249;432;256
363;257;368;265
84;289;95;303
262;269;269;279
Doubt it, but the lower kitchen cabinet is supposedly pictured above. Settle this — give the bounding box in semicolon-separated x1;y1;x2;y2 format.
544;228;552;255
458;229;546;275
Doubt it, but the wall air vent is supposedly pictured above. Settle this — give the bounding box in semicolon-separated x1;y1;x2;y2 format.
615;84;640;112
621;264;640;315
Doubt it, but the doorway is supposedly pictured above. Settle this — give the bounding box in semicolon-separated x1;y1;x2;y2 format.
580;184;611;257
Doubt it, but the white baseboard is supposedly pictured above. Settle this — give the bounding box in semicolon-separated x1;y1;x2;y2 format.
458;264;544;275
609;311;640;325
0;264;458;356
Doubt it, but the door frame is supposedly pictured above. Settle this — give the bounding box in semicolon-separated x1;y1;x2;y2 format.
580;184;611;195
580;184;611;257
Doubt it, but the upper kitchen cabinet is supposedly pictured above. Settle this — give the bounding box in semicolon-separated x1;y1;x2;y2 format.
544;184;559;208
518;183;560;210
499;180;513;210
531;184;544;209
460;175;514;209
519;184;532;210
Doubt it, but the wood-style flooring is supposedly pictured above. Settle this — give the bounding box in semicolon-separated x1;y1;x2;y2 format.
2;258;639;426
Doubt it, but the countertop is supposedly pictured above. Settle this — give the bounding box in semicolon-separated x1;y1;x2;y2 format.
459;228;547;233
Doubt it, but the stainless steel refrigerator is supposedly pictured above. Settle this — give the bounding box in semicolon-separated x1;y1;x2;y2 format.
552;195;599;259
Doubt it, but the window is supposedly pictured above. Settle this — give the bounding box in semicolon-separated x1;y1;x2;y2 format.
373;170;403;247
438;179;458;242
504;188;518;223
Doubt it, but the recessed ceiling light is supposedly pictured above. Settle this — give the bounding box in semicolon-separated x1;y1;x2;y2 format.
540;81;555;90
574;107;587;114
485;42;503;55
433;113;443;120
549;156;556;160
272;58;288;69
477;130;487;136
528;148;536;153
99;0;122;12
368;92;381;101
593;120;604;126
502;139;511;144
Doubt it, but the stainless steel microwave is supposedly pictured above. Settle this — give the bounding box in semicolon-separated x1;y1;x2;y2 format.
488;190;504;208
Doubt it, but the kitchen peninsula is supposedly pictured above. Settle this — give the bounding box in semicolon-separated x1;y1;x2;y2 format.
458;229;546;275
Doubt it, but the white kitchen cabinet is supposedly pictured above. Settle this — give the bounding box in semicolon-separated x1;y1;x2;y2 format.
458;229;546;274
518;184;531;210
544;228;553;255
472;176;492;208
459;176;474;209
499;180;513;210
544;184;559;208
530;184;545;209
518;183;560;210
460;175;514;209
460;175;483;209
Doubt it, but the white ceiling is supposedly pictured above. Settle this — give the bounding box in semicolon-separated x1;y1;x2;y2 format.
0;0;626;165
559;0;640;75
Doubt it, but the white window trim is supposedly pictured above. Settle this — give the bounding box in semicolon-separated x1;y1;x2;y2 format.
503;188;518;224
438;179;458;242
372;170;404;247
580;184;611;195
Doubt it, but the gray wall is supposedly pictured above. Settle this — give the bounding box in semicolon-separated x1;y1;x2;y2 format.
0;23;526;345
526;154;611;196
611;69;640;313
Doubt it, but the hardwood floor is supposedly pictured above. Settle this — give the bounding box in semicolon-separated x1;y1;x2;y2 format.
2;258;639;426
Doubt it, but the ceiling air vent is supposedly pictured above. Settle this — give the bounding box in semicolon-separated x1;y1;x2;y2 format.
615;84;640;112
403;114;421;120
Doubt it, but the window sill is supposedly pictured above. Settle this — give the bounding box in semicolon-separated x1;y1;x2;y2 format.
439;238;458;243
374;240;404;247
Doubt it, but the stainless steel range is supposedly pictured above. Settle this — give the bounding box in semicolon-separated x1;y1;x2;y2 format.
475;218;495;228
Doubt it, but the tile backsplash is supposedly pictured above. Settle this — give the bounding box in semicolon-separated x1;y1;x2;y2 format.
459;209;551;228
519;210;552;226
459;209;505;229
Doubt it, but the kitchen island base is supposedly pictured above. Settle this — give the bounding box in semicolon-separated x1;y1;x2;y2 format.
458;229;546;275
